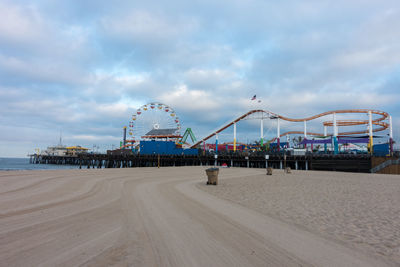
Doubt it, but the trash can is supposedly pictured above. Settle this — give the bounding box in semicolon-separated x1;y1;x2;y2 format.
206;168;219;185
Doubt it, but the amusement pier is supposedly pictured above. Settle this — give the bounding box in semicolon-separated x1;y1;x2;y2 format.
30;103;399;174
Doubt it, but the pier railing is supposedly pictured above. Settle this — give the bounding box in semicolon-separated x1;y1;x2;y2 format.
371;157;400;173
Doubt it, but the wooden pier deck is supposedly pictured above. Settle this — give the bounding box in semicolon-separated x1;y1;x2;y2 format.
29;153;374;173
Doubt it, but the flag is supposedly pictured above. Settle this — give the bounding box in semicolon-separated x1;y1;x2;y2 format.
251;94;256;100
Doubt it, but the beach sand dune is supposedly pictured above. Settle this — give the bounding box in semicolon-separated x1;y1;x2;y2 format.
0;167;398;266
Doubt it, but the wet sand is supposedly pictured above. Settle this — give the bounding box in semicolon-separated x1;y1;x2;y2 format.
0;167;398;266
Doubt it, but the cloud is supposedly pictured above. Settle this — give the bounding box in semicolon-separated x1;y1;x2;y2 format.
0;2;45;46
159;84;218;113
183;68;237;89
1;0;400;156
100;10;197;44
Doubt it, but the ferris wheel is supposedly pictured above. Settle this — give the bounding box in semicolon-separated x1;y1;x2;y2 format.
128;102;181;143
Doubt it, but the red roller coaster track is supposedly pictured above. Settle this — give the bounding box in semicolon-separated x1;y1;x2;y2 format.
190;109;389;148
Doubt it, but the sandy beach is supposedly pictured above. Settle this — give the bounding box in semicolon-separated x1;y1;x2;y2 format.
198;169;400;264
0;167;399;266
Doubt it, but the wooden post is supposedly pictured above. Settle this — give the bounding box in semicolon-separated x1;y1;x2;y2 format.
284;154;287;169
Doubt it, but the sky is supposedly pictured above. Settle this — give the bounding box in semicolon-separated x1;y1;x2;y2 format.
1;0;400;157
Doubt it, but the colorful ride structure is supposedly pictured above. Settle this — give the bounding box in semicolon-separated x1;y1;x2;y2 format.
191;109;393;155
177;128;197;148
205;142;259;152
121;103;200;154
124;102;181;148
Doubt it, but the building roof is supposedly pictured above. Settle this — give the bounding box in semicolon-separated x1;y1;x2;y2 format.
145;128;178;136
47;146;67;150
142;128;181;139
66;146;89;150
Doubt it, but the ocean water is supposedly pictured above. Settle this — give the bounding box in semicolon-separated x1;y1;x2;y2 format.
0;158;79;171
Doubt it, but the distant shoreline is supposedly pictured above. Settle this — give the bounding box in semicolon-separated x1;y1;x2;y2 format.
0;157;78;171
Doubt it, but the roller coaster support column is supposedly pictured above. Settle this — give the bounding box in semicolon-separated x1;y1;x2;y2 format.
277;118;280;152
233;123;237;152
368;111;373;155
333;113;338;155
260;118;264;146
324;126;327;153
286;134;290;149
215;133;218;154
304;120;307;150
389;115;393;155
123;126;127;147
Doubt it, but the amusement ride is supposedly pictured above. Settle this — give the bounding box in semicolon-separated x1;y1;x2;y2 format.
122;102;394;155
191;109;393;155
124;102;181;148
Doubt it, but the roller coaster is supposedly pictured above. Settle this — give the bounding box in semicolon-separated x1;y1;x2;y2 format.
191;109;393;155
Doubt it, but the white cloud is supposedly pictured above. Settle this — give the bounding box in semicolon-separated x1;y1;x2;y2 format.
159;84;218;112
0;2;45;45
100;10;198;45
115;73;148;86
93;102;131;118
0;54;88;85
183;68;236;89
69;135;120;142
